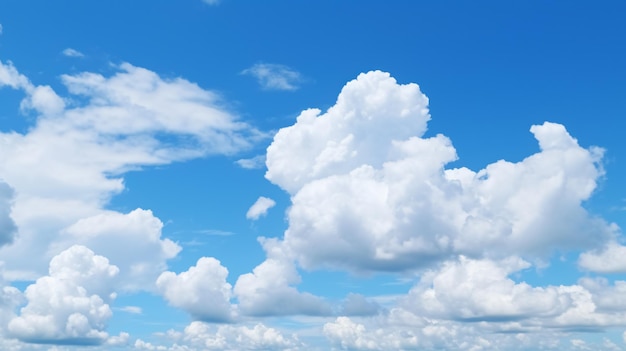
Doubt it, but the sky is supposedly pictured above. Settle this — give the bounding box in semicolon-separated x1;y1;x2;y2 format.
0;1;625;350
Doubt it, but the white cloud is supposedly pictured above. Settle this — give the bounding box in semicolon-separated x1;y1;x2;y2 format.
58;209;180;292
181;321;302;350
264;70;611;273
135;321;302;351
234;238;331;317
579;241;626;273
106;332;130;346
235;155;265;170
119;306;142;314
157;257;234;323
61;48;84;58
8;245;118;345
404;256;572;322
202;0;220;5
324;316;419;350
0;59;259;287
0;60;31;90
242;63;303;91
246;196;276;220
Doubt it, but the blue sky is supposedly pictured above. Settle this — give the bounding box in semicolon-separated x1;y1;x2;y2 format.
0;1;625;350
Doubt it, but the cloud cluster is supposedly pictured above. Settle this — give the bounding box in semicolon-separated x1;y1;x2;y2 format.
234;237;332;317
265;70;611;273
320;253;626;350
0;57;273;346
157;257;234;323
135;321;301;351
8;245;118;345
0;59;257;286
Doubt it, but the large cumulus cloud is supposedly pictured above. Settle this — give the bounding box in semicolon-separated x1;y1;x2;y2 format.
265;70;611;273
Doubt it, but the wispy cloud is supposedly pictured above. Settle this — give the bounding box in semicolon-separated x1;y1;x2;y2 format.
242;63;303;91
62;48;85;58
202;0;220;5
119;306;142;314
246;196;276;220
235;155;265;170
194;229;235;236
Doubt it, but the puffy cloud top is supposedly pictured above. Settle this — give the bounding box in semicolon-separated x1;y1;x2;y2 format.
265;71;610;273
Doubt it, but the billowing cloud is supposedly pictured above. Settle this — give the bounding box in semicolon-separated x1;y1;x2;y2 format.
157;257;234;323
0;59;259;286
405;256;573;322
246;196;276;220
242;63;303;91
58;209;180;291
264;70;611;273
62;48;84;58
8;245;118;345
234;238;331;317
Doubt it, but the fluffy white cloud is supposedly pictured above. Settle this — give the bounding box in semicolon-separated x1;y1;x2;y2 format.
58;209;180;291
135;321;301;351
62;48;84;58
404;256;573;322
8;245;118;345
264;70;611;273
157;257;234;323
0;60;30;90
234;238;331;317
579;241;626;273
181;321;302;351
242;63;302;91
0;59;259;285
246;196;276;220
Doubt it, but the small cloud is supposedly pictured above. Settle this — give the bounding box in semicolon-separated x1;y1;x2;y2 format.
119;306;142;314
195;229;234;236
62;48;85;58
0;24;3;35
235;155;265;170
242;63;302;91
246;196;276;220
203;0;220;4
